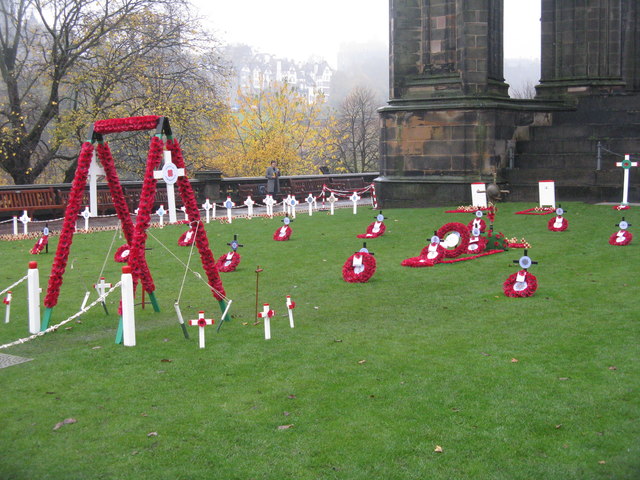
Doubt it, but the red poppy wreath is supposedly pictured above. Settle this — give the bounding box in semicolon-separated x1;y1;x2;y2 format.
436;223;470;258
357;221;386;239
114;244;131;263
547;216;568;232
503;270;538;297
216;251;241;272
609;230;632;246
401;242;445;267
342;252;376;283
274;225;292;241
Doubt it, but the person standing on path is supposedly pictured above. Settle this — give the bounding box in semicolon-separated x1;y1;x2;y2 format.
266;160;280;199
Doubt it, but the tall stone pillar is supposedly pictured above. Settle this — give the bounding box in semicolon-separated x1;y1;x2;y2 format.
378;0;518;207
536;0;635;98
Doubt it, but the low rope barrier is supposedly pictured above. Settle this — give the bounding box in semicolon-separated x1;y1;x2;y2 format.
0;275;29;297
0;281;121;350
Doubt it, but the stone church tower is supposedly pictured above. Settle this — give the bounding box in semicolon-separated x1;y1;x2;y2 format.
377;0;639;207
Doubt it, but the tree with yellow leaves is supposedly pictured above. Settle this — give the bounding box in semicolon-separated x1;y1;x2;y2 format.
206;82;336;178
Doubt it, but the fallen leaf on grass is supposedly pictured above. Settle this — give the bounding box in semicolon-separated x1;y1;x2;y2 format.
555;424;562;429
283;411;291;417
253;321;261;326
480;352;491;356
147;432;158;437
160;359;172;363
53;418;77;431
434;445;444;453
511;358;519;363
91;346;101;350
358;359;366;365
334;339;343;343
277;424;294;430
242;322;248;326
559;377;569;381
287;394;296;399
598;460;606;465
608;366;617;370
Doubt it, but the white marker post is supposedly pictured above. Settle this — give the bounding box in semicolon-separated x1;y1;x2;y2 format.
306;194;315;216
188;311;215;348
152;150;185;224
27;261;40;334
3;291;11;324
288;196;298;219
244;196;255;218
202;198;213;223
121;266;136;346
327;192;338;215
12;216;18;236
223;197;235;223
156;205;166;226
471;183;488;208
19;210;31;234
80;290;91;311
616;155;638;205
264;195;276;217
286;295;295;328
538;180;556;209
349;192;361;215
81;206;91;231
258;303;275;340
88;151;105;217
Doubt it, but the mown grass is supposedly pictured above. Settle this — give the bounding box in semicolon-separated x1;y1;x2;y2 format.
0;202;638;479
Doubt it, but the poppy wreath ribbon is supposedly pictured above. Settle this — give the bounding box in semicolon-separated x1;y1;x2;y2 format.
274;225;292;241
357;221;386;238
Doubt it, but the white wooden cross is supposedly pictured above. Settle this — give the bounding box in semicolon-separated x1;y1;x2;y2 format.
327;192;338;215
288;196;298;219
223;197;235;223
349;192;361;214
152;150;185;224
88;151;105;217
286;295;295;328
3;291;11;324
306;194;315;216
156;205;166;226
283;195;291;215
264;195;276;217
19;210;31;234
258;303;275;340
244;196;255;218
202;198;213;223
94;277;112;297
80;206;91;231
616;154;638;205
189;311;215;348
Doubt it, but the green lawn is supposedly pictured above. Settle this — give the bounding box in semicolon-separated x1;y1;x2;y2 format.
0;202;638;479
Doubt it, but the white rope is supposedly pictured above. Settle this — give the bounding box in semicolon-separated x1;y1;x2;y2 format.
177;221;200;303
97;225;120;281
0;275;29;297
0;281;121;350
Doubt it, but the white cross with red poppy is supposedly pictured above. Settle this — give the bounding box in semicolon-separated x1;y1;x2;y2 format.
616;155;638;205
188;311;215;348
286;295;296;328
3;290;11;324
258;303;275;340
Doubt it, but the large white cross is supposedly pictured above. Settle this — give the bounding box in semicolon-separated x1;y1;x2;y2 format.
223;197;235;223
202;198;213;223
153;150;185;224
288;196;298;219
327;192;338;215
189;311;215;348
88;151;105;217
19;210;31;234
349;192;361;214
306;194;315;216
616;155;638;205
244;196;255;218
156;205;166;226
264;195;276;217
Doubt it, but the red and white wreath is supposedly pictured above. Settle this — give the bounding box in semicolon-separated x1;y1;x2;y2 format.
401;238;446;267
216;251;241;272
465;234;487;254
342;251;376;283
503;270;538;297
30;235;49;255
274;225;292;241
609;230;632;246
437;222;470;258
357;221;386;239
178;227;197;246
547;216;568;232
114;243;131;263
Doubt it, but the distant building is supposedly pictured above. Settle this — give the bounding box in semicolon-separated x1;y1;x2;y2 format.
224;46;333;104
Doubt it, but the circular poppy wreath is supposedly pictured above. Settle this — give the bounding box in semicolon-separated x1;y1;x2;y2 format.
30;235;49;255
547;216;568;232
357;221;386;239
437;223;470;258
114;243;131;263
608;230;633;246
467;218;487;233
342;252;376;283
466;235;487;254
274;225;292;241
178;228;197;246
503;270;538;297
216;251;241;272
401;244;445;267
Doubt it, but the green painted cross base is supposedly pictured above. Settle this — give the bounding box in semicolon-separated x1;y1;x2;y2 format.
216;299;231;333
180;322;189;339
115;317;123;344
41;308;53;331
148;291;160;312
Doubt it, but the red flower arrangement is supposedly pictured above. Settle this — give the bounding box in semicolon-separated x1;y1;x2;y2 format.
357;221;386;238
437;223;470;258
465;235;487;254
93;115;161;134
401;243;446;267
503;270;538;297
613;205;630;211
467;218;487;233
274;225;292;241
609;230;633;246
547;216;568;232
342;252;376;283
178;227;197;246
30;235;48;255
114;244;131;263
216;251;241;272
484;230;509;250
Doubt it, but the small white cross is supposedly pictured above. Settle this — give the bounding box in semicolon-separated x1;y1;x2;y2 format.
223;197;235;223
327;192;338;215
244;196;255;218
19;210;31;234
264;195;276;217
94;277;112;297
286;295;295;328
616;154;638;205
152;150;185;223
257;303;275;340
349;192;361;214
188;311;215;348
80;206;92;231
156;205;166;226
306;194;315;216
202;198;213;223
